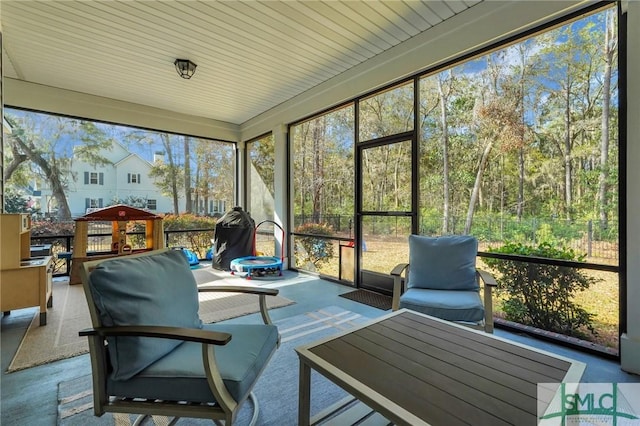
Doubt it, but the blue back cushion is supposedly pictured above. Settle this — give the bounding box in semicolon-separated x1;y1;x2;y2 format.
407;235;478;291
88;249;203;380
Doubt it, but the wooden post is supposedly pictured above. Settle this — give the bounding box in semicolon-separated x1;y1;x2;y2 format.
111;222;119;251
74;222;88;257
145;219;154;249
117;221;127;254
152;218;165;249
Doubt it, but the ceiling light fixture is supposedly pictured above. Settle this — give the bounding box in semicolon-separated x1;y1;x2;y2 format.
174;59;197;79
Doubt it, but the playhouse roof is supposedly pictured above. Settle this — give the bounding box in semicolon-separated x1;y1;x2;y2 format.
75;204;162;222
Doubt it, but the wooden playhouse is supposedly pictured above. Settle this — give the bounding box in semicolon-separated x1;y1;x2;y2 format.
69;205;164;284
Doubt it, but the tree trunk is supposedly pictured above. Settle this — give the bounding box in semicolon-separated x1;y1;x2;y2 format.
517;148;525;220
31;154;71;220
184;136;192;213
465;140;493;234
161;135;180;214
392;143;407;210
3;139;29;182
50;173;72;220
563;83;573;220
3;156;27;183
438;75;451;234
517;55;526;221
6;134;72;219
194;162;201;215
598;10;616;230
311;123;324;223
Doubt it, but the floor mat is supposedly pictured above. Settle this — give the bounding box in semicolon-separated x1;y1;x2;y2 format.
339;289;392;311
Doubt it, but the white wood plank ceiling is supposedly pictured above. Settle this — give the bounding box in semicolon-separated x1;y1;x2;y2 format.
1;1;482;125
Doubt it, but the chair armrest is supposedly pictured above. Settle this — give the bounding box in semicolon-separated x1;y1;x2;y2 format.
476;269;496;333
476;269;497;287
79;325;232;345
391;263;409;311
198;285;279;327
198;285;279;296
390;263;409;277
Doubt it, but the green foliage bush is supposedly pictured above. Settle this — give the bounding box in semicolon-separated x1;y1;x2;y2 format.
3;189;40;216
484;241;598;339
162;214;219;231
129;214;218;258
590;220;619;243
31;220;75;236
164;214;219;258
294;223;335;269
534;223;562;246
467;215;585;245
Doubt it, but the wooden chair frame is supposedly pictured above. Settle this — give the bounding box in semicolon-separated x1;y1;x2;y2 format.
79;249;280;425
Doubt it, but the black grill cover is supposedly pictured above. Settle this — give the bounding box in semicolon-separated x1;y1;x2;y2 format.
211;207;255;270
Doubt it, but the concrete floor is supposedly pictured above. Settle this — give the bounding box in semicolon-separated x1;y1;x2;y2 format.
1;272;638;425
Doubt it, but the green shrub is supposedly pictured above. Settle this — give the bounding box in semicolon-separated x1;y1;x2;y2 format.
484;241;598;339
129;214;218;258
294;223;335;269
534;223;564;246
31;220;75;236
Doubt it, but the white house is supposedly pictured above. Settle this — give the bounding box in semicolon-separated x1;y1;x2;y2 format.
40;141;177;217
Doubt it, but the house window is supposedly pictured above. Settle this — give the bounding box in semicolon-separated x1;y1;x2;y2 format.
85;198;103;209
128;173;141;184
146;199;157;210
84;171;104;185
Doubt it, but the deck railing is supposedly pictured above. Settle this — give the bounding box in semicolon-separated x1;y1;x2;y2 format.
30;228;216;276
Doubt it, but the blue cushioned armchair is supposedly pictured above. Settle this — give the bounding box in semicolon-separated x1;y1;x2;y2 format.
391;235;497;333
79;248;280;425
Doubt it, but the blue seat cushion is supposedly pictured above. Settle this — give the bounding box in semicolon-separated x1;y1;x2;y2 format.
399;288;484;322
407;235;478;291
107;323;279;403
88;250;203;380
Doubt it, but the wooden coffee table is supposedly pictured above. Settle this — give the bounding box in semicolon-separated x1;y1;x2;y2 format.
296;309;585;426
